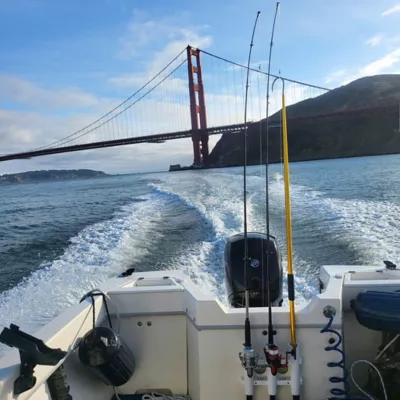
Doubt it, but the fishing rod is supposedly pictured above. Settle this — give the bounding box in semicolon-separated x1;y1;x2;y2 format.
263;3;281;400
239;10;261;400
272;76;301;400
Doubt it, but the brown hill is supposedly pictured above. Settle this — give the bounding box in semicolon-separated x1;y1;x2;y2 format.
208;74;400;167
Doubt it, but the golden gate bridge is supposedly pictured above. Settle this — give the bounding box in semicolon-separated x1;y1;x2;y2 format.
0;45;398;164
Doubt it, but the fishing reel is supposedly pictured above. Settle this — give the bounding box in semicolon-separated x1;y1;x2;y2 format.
239;344;289;377
239;337;302;399
239;347;258;378
264;344;289;375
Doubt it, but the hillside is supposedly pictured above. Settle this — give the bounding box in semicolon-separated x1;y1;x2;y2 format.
0;169;108;184
208;74;400;167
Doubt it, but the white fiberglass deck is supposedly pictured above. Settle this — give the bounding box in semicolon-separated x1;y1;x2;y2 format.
1;264;399;400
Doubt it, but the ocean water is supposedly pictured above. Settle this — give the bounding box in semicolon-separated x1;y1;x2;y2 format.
1;155;399;353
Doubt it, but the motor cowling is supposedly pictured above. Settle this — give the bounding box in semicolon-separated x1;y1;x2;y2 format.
224;232;283;308
78;326;135;387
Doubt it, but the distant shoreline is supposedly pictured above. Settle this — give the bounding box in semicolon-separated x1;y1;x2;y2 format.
168;152;400;172
0;169;109;185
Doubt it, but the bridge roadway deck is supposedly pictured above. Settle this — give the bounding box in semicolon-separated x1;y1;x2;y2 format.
0;104;397;162
0;124;245;162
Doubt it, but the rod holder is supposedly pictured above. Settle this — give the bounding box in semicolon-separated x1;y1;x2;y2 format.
0;324;66;395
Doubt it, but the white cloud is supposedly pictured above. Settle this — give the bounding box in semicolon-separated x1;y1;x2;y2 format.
365;34;383;47
0;70;325;176
382;4;400;16
117;10;161;59
110;75;188;97
324;48;400;86
0;140;196;175
116;10;211;63
0;9;327;176
0;75;100;110
0;71;200;174
0;110;45;147
0;108;108;153
148;30;211;78
360;48;400;75
0;105;198;175
109;74;144;88
324;69;348;84
0;10;215;174
110;11;212;90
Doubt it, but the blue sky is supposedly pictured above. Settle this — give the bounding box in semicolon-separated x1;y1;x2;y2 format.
1;0;400;174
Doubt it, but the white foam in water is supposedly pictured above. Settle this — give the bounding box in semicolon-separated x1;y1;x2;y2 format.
201;171;319;302
149;183;233;302
314;196;400;264
0;176;254;354
149;170;315;306
269;175;400;265
163;168;400;305
3;167;396;356
0;195;166;347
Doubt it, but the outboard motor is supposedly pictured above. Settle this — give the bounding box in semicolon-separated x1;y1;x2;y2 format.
224;232;283;308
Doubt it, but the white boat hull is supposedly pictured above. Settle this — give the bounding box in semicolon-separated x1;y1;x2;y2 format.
1;264;399;399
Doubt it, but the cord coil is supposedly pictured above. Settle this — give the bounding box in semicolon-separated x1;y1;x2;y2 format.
321;316;350;399
320;316;388;400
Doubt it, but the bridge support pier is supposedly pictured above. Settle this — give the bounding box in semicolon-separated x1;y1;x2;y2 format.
187;46;208;166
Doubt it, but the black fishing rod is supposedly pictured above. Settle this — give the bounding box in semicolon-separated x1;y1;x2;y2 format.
263;4;281;400
265;0;280;345
240;10;261;400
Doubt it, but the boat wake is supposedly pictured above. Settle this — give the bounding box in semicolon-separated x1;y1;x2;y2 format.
0;197;161;340
1;165;398;356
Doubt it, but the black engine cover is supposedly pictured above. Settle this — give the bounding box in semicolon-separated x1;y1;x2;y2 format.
224;232;283;308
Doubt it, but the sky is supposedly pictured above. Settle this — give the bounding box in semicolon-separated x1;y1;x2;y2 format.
1;0;400;175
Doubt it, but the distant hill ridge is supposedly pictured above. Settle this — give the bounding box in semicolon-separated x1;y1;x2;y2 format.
0;169;108;184
208;74;400;167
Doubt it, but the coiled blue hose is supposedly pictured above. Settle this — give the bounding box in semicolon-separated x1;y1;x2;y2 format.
320;316;367;400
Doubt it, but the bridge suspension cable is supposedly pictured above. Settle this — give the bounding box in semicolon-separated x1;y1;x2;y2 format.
198;48;331;91
2;45;399;165
48;58;187;149
197;46;330;130
33;47;188;151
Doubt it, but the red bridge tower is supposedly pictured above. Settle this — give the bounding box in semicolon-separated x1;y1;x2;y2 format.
187;46;208;166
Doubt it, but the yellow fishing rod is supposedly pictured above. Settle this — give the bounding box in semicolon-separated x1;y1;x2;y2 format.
272;77;300;400
272;77;296;348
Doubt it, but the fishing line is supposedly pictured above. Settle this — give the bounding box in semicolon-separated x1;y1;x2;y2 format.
243;10;261;332
264;0;280;347
257;65;266;306
239;11;261;400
